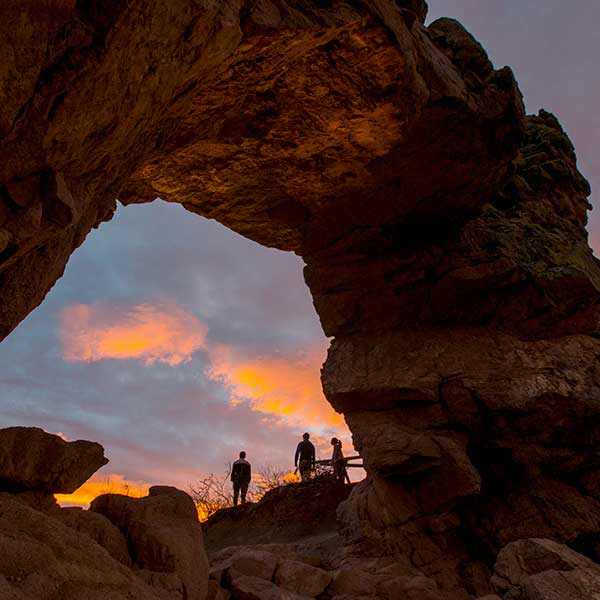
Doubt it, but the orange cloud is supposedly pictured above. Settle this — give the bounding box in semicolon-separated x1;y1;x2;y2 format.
59;303;207;366
206;343;344;429
55;473;150;508
57;300;349;441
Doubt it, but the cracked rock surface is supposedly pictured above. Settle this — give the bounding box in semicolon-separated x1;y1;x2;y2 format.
2;1;600;597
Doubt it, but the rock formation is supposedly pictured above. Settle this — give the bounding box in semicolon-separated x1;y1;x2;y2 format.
91;486;209;600
491;538;600;599
2;0;600;597
203;476;352;552
0;427;208;600
0;426;107;494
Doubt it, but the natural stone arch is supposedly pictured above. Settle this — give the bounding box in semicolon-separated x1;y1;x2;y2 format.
2;1;600;595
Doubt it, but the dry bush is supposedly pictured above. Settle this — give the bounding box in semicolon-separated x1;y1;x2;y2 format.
190;463;300;520
189;463;242;521
255;464;299;496
98;475;145;497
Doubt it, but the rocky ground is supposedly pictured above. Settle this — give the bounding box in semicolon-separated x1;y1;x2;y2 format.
3;0;600;597
0;426;208;600
2;426;600;599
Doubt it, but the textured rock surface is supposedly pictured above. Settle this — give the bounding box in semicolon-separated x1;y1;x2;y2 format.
274;559;332;596
0;494;168;600
0;427;108;493
203;477;352;553
91;485;209;600
492;538;600;599
2;1;600;597
0;426;210;599
54;507;132;567
208;538;443;600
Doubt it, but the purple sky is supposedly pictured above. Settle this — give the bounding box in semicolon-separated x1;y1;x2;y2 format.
0;1;598;503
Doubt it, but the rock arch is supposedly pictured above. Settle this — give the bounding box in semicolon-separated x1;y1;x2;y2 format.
2;1;600;595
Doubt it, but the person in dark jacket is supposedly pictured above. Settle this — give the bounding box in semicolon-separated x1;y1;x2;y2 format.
331;437;350;484
231;451;251;506
294;432;315;482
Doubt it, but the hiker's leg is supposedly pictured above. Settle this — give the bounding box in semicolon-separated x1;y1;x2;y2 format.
233;481;240;506
241;481;249;504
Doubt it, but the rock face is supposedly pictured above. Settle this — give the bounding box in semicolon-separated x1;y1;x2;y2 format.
0;493;169;600
2;1;600;597
492;538;600;599
209;540;445;600
203;477;352;553
0;426;209;600
91;486;209;600
0;427;108;494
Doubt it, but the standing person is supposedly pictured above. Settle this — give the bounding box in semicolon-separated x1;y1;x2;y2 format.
294;432;315;482
331;437;350;484
231;451;251;506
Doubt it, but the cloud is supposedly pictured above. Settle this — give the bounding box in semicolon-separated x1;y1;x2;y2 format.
55;472;150;508
53;298;352;477
205;342;344;430
59;302;207;366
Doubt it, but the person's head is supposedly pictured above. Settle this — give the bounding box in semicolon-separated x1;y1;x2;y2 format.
239;451;246;459
302;432;310;441
330;437;338;446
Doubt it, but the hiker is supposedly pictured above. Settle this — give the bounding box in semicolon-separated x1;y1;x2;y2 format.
331;437;350;484
231;451;251;506
294;432;315;482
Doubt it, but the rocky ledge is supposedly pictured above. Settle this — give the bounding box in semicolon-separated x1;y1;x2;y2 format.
0;427;208;600
202;477;600;600
2;425;600;599
2;0;600;597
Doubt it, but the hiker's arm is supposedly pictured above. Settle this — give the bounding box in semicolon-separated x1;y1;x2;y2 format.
294;444;300;466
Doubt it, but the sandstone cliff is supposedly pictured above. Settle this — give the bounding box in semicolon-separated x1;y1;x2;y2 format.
2;1;600;597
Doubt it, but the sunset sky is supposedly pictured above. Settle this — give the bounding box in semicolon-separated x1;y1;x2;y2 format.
1;1;598;505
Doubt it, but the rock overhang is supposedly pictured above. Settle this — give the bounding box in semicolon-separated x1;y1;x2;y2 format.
2;2;600;597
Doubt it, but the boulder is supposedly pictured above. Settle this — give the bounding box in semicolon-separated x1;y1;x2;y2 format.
210;547;279;585
91;485;208;600
228;574;312;600
274;559;331;596
6;490;59;513
0;427;107;494
327;568;387;597
492;538;600;599
207;579;230;600
378;574;443;600
54;507;131;566
0;494;167;600
210;546;279;583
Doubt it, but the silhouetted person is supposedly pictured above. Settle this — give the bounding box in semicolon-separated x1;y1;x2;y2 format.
331;437;350;484
231;451;251;506
294;432;315;482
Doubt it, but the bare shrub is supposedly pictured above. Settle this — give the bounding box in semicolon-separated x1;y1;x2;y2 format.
190;463;301;520
98;475;145;497
255;465;299;497
189;463;241;521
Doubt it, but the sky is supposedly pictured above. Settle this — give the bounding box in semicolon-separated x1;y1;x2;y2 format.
0;1;598;506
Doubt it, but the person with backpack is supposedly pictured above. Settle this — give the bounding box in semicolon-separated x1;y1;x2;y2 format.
231;451;251;506
294;432;315;482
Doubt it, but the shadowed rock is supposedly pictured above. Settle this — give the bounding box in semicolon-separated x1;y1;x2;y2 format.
0;426;107;494
1;1;600;597
492;538;600;599
0;494;168;600
91;485;209;600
